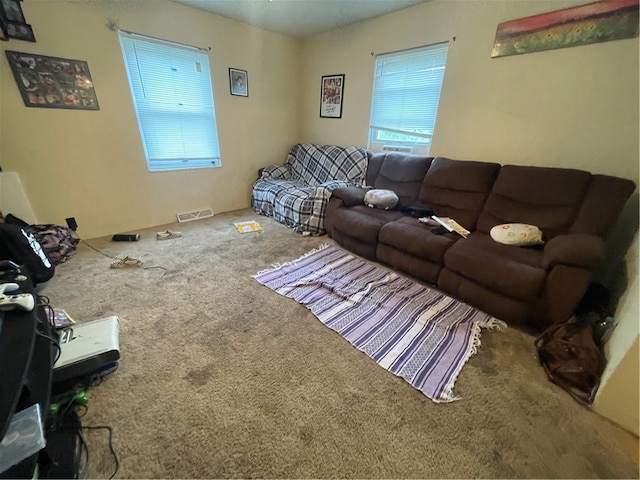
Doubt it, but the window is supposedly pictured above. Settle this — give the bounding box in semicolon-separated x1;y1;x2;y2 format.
119;31;221;172
368;42;449;155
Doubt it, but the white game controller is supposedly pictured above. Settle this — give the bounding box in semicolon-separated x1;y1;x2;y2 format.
0;283;35;312
0;283;20;294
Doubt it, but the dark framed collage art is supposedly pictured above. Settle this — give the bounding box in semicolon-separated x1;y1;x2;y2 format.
5;50;100;110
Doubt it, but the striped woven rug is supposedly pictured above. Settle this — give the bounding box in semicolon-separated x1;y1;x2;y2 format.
253;244;506;402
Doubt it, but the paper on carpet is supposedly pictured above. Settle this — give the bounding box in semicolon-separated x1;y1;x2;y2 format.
253;244;506;402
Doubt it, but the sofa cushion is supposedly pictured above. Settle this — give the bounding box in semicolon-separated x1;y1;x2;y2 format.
331;205;405;243
379;216;458;264
252;179;307;217
438;268;532;325
418;157;500;230
368;153;433;207
377;244;444;285
287;144;369;186
331;186;368;208
570;174;636;236
254;179;352;235
477;165;591;240
443;233;546;302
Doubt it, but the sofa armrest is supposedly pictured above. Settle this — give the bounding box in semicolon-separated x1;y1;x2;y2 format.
318;180;353;191
261;165;291;180
331;186;369;207
543;234;606;270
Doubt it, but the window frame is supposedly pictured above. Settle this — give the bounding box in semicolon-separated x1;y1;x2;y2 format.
368;42;449;155
118;31;222;173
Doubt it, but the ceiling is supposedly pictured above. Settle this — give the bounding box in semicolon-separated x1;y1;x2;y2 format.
172;0;430;38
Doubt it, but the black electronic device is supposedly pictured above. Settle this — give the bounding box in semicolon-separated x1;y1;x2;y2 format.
0;260;20;272
64;217;78;231
0;261;28;287
111;234;140;242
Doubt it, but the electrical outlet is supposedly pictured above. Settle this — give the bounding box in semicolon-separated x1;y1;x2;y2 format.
65;217;78;231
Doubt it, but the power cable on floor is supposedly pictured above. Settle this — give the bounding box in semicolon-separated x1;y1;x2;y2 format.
71;230;168;275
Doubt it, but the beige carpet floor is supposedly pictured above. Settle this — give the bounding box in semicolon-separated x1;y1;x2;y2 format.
41;208;639;479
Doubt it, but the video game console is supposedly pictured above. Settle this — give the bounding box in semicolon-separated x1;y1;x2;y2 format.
53;316;120;383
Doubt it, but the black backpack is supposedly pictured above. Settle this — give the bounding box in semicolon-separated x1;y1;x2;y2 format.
0;223;55;284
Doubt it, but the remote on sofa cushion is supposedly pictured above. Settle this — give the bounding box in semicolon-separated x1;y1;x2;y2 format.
364;189;399;210
490;223;544;246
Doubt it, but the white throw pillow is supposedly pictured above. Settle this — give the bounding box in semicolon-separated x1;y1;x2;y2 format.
363;189;399;210
490;223;544;246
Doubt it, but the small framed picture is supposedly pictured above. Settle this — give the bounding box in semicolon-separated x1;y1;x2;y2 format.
4;21;34;42
320;74;345;118
0;0;25;23
229;68;248;97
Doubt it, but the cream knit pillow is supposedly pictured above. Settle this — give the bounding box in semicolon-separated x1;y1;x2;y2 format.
490;223;544;246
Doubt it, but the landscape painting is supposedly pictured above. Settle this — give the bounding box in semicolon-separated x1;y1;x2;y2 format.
492;0;639;57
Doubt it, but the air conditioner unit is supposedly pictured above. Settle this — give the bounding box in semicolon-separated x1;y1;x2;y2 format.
413;145;431;155
382;145;413;153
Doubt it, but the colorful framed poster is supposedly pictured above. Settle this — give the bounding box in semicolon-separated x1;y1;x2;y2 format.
5;50;99;109
492;0;639;58
320;74;344;118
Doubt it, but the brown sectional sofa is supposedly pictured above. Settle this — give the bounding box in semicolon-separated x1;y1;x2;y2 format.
326;153;636;330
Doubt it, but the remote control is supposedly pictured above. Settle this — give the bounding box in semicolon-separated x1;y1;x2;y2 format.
0;283;20;294
0;292;35;312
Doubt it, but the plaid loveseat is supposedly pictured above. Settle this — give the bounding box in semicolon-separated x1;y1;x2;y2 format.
252;144;369;235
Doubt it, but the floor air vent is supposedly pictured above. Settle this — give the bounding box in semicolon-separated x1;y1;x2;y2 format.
176;208;214;223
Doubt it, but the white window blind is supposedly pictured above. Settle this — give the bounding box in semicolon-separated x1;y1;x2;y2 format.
369;42;449;153
118;31;221;172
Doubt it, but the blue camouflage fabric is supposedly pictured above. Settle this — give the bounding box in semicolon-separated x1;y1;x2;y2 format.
252;144;368;235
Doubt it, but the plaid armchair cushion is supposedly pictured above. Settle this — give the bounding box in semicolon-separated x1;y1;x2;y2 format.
261;165;291;180
252;144;368;235
287;144;368;186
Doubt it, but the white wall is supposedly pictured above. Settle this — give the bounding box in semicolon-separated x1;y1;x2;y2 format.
299;0;639;434
594;234;639;436
0;0;301;239
0;172;38;224
300;0;638;182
